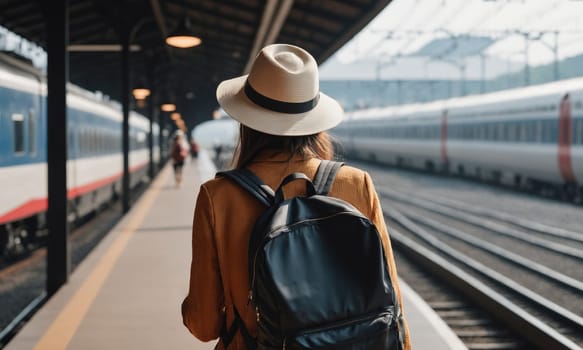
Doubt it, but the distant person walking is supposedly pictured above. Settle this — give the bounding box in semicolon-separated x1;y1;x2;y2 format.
171;132;188;187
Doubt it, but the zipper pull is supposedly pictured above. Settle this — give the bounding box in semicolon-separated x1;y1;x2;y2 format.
247;290;253;306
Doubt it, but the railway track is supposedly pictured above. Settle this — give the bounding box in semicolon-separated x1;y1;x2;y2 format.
0;181;150;348
380;188;583;349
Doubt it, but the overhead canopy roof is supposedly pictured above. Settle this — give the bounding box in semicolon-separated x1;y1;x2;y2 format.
0;0;392;126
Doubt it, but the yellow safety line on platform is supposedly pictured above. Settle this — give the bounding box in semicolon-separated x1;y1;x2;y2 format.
34;166;172;350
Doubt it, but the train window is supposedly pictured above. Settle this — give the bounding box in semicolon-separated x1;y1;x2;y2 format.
535;121;542;143
524;122;531;142
98;130;103;152
542;122;550;143
575;120;582;144
518;122;524;142
514;122;520;141
28;111;36;155
531;121;538;142
549;121;558;143
491;123;497;141
543;120;555;143
84;130;89;153
78;130;83;153
68;129;74;155
82;130;87;153
508;123;514;142
479;124;486;140
505;123;511;141
12;113;25;154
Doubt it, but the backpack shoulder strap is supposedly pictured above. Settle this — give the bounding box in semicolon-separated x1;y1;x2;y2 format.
216;169;275;207
217;307;256;350
313;160;344;195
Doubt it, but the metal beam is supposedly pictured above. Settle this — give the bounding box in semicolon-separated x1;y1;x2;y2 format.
68;44;141;52
46;0;70;295
121;25;130;214
243;0;278;74
262;0;294;46
149;0;174;60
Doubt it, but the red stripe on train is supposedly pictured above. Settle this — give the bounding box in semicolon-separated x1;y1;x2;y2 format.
558;95;576;183
0;161;149;225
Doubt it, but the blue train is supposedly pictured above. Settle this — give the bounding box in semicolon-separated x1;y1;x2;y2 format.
0;53;162;259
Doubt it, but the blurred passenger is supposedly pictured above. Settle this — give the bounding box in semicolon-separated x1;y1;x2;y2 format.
171;132;188;187
190;138;199;158
182;44;411;349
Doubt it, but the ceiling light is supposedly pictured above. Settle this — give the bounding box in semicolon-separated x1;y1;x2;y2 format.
161;103;176;112
132;88;151;100
166;17;202;48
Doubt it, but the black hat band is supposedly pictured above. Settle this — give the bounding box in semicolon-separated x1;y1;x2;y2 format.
244;80;320;114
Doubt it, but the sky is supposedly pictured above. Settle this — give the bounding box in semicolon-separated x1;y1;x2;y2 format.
320;0;583;80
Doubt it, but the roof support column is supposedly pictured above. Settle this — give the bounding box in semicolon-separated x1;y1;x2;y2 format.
122;28;130;214
46;0;70;294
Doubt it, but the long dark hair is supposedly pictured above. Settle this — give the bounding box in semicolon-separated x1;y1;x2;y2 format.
232;124;334;169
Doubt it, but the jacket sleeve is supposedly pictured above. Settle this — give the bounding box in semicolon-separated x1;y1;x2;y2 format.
363;172;412;350
182;184;225;341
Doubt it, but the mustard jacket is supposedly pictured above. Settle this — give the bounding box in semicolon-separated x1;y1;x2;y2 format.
182;154;411;349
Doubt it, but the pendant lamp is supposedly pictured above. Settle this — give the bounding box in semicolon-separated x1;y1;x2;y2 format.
166;16;201;48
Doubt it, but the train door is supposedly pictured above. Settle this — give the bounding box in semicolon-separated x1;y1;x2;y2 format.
558;94;575;183
440;109;448;171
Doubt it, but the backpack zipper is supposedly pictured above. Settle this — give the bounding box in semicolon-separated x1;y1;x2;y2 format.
250;211;364;293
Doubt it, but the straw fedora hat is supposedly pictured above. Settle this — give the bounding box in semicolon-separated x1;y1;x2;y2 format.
216;44;343;136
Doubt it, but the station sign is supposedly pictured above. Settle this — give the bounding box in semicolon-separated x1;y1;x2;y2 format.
0;25;47;71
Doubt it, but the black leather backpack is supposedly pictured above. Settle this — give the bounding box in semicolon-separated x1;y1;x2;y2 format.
217;160;404;350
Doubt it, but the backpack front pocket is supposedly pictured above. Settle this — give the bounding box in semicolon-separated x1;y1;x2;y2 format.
285;311;399;350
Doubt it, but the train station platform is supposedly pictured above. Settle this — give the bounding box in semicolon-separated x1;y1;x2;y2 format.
5;151;466;350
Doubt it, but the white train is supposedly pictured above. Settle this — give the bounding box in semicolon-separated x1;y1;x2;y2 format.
333;77;583;201
191;115;238;168
0;54;162;258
